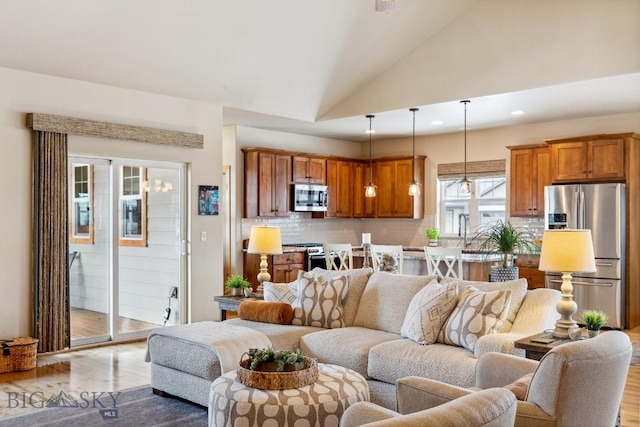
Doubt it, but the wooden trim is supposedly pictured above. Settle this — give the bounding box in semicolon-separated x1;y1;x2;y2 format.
506;143;547;150
242;147;425;163
544;132;639;144
26;113;203;149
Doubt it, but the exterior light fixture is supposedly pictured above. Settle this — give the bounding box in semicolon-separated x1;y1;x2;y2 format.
460;100;472;194
364;114;377;198
408;107;420;196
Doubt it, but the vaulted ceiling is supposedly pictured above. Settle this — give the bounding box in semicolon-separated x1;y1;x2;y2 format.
1;0;638;141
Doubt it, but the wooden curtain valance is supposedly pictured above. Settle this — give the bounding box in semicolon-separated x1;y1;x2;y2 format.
437;159;506;179
26;113;203;149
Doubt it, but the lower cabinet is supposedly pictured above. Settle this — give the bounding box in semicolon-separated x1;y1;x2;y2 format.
243;251;305;288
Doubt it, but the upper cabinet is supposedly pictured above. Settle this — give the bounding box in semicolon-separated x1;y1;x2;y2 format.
292;156;326;184
508;144;551;217
375;158;424;218
325;160;353;218
547;136;625;182
244;149;291;218
352;161;375;218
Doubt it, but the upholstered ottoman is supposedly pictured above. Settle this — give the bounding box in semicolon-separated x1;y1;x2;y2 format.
209;364;370;427
146;321;271;407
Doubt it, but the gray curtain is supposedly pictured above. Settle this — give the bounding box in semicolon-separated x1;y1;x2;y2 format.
33;130;70;353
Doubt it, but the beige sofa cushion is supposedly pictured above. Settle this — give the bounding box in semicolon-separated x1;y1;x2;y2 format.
439;286;512;352
223;318;324;351
299;326;401;378
401;281;458;345
353;272;437;334
311;267;372;327
440;278;527;332
368;339;478;388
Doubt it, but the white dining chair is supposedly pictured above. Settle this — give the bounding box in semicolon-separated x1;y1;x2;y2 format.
370;244;404;274
323;243;353;271
424;246;463;279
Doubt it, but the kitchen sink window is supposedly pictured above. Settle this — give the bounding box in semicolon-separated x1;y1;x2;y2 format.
439;175;506;236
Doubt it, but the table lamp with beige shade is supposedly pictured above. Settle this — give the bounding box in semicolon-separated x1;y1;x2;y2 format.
538;229;597;338
247;225;282;297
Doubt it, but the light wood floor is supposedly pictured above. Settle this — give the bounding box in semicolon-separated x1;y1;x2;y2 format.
71;308;161;340
0;329;638;424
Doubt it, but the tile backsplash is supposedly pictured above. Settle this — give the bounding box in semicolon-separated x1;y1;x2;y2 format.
241;214;545;247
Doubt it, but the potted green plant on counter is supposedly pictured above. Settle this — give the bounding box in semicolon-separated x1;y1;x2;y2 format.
473;220;537;282
225;274;252;296
426;227;442;247
581;310;608;338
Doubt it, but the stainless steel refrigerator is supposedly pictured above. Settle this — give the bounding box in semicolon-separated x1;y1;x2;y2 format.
544;183;626;328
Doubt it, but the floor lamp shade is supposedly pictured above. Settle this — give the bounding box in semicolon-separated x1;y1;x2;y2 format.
538;229;596;338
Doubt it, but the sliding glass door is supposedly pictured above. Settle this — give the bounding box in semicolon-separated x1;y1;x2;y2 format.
69;156;186;346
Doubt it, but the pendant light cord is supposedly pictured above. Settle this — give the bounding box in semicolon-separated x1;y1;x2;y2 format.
461;100;470;179
368;115;374;183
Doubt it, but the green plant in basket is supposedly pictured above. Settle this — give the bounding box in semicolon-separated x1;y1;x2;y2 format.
581;310;608;331
248;348;303;372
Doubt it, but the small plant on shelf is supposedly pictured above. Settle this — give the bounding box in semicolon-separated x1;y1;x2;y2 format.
247;347;304;372
581;310;608;331
426;227;442;240
225;274;251;296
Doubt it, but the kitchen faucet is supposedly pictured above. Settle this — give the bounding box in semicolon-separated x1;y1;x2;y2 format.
458;213;471;248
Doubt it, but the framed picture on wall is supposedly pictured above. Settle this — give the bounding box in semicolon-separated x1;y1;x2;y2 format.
198;185;219;215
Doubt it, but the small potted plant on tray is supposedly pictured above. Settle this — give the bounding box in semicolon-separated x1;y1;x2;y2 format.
237;347;318;390
246;348;304;372
426;227;442;247
581;310;608;338
225;274;252;297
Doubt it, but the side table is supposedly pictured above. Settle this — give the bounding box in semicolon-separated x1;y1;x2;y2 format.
514;332;571;361
213;295;261;320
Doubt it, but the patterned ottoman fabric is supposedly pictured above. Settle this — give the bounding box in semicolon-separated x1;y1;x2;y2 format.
209;364;370;427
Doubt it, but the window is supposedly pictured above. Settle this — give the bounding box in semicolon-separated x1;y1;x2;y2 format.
119;166;147;247
439;176;506;235
70;164;94;244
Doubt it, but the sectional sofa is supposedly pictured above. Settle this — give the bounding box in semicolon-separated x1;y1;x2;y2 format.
147;267;561;409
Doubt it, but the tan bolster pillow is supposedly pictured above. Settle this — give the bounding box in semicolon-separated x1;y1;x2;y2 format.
237;300;294;325
503;373;533;400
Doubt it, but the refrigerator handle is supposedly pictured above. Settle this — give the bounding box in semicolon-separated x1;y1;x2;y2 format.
570;191;579;229
577;190;585;229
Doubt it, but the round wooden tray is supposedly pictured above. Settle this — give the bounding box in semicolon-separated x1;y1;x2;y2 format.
237;356;318;390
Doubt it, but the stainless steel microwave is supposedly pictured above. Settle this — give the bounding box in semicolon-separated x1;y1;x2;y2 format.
292;184;328;212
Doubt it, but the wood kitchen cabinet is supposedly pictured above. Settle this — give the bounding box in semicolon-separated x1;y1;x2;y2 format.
244;149;291;218
375;158;423;218
243;251;304;288
508;144;551;217
325;159;353;218
352;161;375;218
547;137;624;182
292;156;326;184
516;255;545;289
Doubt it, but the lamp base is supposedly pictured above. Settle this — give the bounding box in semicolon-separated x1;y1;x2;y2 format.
552;272;579;339
255;255;271;298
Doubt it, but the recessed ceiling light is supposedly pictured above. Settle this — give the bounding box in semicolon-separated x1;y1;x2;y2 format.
431;120;443;125
365;129;376;134
511;110;524;116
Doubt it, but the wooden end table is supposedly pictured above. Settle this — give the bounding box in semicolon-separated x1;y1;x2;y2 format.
213;295;262;320
514;332;572;361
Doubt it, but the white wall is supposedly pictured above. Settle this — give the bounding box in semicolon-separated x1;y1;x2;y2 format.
0;66;223;339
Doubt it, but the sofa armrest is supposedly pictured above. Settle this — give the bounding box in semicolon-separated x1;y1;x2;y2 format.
475;352;538;389
509;289;561;335
340;401;399;427
362;389;517;427
396;376;473;414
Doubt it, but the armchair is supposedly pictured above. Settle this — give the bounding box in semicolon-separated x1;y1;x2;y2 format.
340;388;517;427
392;331;632;427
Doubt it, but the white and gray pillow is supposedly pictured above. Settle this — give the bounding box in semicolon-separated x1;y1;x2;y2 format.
401;281;458;345
263;280;297;305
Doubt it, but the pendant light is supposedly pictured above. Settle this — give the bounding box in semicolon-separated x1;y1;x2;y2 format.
408;107;420;196
364;114;377;198
460;100;472;194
